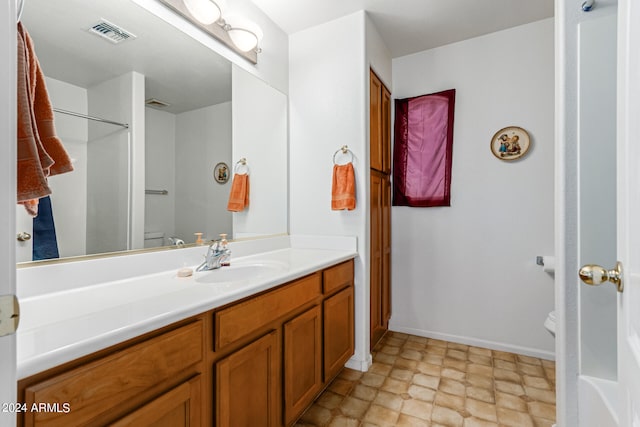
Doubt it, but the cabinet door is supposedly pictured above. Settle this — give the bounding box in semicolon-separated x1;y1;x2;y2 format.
370;172;385;349
370;70;383;172
382;175;392;326
324;287;354;382
283;306;322;425
110;376;201;427
215;331;280;427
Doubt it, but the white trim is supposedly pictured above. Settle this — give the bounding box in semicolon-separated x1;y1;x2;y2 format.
345;353;372;372
390;326;556;361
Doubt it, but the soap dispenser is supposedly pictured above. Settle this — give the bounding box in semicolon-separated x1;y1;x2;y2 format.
219;233;231;266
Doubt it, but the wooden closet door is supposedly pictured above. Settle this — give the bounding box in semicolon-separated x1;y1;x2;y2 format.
370;70;383;172
370;171;385;348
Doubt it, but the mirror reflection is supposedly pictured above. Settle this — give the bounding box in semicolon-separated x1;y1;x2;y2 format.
16;0;288;263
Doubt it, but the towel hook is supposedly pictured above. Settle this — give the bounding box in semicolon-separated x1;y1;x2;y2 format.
333;145;354;165
234;157;250;174
17;0;25;23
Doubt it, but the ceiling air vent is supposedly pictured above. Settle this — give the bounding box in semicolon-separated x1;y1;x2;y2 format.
88;19;136;44
145;98;171;109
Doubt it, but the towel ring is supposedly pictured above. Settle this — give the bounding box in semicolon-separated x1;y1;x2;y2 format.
333;145;354;165
234;158;250;174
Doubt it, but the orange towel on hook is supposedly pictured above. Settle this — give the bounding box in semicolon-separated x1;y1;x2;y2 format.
17;22;73;216
227;173;250;212
331;162;356;210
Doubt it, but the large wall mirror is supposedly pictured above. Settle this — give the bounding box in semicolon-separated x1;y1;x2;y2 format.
16;0;288;264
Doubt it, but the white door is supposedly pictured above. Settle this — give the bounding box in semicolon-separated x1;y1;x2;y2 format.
616;0;640;424
0;0;19;425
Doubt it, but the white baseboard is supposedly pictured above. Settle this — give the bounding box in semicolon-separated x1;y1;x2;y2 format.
389;325;555;361
345;353;373;372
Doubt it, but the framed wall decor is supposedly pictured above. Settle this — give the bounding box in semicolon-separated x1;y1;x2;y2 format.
490;126;531;161
213;162;230;184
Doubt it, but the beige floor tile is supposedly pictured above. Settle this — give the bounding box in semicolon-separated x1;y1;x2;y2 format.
327;416;360;427
339;396;370;419
394;357;418;370
523;375;552;390
439;378;466;396
517;354;543;366
468;346;492;357
517;363;545;377
466;386;495;403
299;334;556;427
373;390;404;411
373;352;397;365
432;405;464;427
396;413;430;426
360;372;387;388
524;386;556;404
448;342;470;351
316;391;344;409
400;399;433;421
463;417;499;427
417;361;442;376
468;353;492;366
497;407;535;427
494;359;517;371
493;368;522;383
404;340;427;351
381;377;410;394
408;384;437;402
368;362;393;377
329;378;356;396
466;398;498;422
435;390;465;410
390;368;414;382
527;401;556;420
363;404;400;426
300;404;333;425
466;373;494;389
444;358;468;372
495;391;528;412
351;384;378;402
447;349;468;361
413;373;441;390
339;368;363;382
495;380;525;396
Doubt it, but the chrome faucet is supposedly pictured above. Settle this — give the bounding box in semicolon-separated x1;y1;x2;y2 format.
167;236;185;247
196;240;231;271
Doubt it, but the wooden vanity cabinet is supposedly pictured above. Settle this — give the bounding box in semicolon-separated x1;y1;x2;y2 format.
17;259;355;427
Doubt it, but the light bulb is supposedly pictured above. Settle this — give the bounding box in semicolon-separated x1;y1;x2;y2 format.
182;0;223;25
224;14;262;52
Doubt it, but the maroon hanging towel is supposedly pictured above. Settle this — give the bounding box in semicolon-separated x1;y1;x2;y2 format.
393;89;455;207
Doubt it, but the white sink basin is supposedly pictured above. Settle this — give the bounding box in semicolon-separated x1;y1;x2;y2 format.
194;261;288;284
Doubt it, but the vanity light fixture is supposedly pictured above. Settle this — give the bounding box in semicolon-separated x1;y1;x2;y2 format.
158;0;262;63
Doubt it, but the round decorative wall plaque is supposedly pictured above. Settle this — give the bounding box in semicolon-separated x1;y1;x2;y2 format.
490;126;531;161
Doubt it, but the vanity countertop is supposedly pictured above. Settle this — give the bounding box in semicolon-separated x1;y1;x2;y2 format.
17;246;356;379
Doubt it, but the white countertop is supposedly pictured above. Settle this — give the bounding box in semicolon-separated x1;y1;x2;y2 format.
17;244;356;379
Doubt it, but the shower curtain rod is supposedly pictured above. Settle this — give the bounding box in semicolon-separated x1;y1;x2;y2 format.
53;108;130;129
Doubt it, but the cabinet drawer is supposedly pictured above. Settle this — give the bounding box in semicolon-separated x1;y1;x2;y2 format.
24;320;203;427
216;273;321;350
322;260;354;295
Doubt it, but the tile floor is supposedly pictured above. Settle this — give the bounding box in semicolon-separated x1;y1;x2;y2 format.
296;331;556;427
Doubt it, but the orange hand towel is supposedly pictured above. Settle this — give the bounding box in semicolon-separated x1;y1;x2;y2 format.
17;22;73;216
331;162;356;210
227;173;250;212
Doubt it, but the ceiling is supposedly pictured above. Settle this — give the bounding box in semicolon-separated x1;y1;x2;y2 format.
251;0;554;58
22;0;231;114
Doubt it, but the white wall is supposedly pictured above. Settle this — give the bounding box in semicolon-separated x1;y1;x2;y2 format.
46;78;88;258
144;107;176;245
175;102;233;242
87;72;145;254
289;12;370;369
232;65;288;238
390;19;556;359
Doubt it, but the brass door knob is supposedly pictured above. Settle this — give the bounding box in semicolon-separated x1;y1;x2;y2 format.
579;261;623;293
16;232;31;242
